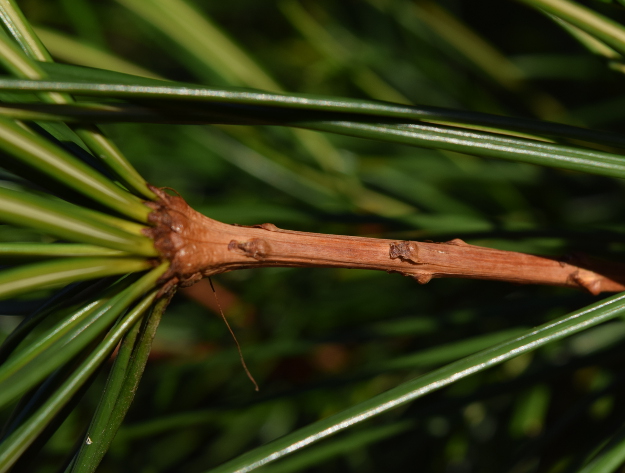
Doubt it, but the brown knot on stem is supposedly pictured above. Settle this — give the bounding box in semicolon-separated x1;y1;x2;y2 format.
228;238;271;260
389;241;420;264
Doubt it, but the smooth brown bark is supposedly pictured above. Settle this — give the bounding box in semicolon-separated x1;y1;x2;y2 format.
144;187;625;296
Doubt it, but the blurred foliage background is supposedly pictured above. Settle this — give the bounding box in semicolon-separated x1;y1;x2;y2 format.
4;0;625;471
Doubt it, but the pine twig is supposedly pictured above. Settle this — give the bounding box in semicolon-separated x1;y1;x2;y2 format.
144;187;625;296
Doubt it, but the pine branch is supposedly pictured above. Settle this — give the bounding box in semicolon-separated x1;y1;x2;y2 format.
144;187;625;296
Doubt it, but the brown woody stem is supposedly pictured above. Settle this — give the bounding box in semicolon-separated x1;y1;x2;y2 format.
144;187;625;296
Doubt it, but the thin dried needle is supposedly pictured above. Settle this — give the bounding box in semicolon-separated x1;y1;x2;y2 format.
208;277;259;391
